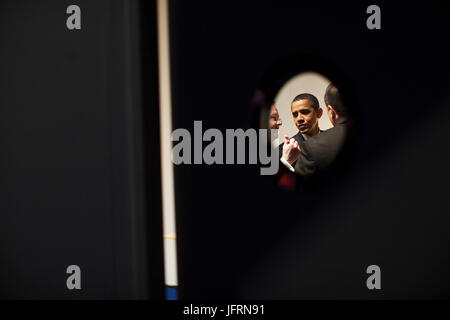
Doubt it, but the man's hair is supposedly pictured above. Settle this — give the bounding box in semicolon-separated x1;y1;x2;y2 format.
324;83;347;116
292;93;320;112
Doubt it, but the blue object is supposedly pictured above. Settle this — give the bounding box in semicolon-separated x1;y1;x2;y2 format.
166;286;178;300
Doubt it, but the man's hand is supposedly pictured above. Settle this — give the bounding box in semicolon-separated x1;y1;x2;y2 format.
282;135;301;165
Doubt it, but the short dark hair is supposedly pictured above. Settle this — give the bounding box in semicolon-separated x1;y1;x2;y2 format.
292;93;320;112
324;83;347;116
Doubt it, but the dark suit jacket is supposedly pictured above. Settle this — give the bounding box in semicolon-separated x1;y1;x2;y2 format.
294;117;349;176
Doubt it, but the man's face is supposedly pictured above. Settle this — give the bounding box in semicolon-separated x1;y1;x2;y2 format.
291;99;322;136
268;105;282;129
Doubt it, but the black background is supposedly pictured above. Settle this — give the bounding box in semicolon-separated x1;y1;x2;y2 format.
0;0;164;299
1;0;450;299
170;0;450;299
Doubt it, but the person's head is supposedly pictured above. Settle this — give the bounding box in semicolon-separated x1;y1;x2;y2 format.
268;104;282;129
291;93;322;136
324;83;346;126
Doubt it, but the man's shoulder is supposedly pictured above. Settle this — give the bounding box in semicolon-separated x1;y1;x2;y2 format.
311;122;347;145
305;123;348;168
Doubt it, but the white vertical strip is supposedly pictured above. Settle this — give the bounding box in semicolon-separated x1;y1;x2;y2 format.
157;0;178;287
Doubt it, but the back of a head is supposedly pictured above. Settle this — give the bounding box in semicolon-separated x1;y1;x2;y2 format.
324;83;347;117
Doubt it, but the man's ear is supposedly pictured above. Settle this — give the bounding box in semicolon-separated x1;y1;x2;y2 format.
328;105;337;121
317;107;323;118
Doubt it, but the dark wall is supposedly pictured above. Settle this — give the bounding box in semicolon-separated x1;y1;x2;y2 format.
0;0;164;299
169;0;450;299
